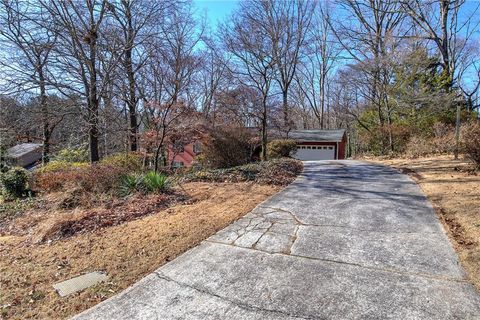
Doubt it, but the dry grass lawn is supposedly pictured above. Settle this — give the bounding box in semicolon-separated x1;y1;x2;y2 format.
0;182;280;319
372;155;480;290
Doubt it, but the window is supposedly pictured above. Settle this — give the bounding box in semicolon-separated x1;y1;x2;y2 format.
173;161;184;168
328;146;334;150
173;141;184;153
193;142;202;154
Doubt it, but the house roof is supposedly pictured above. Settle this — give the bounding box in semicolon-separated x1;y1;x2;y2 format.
289;129;346;142
6;143;42;158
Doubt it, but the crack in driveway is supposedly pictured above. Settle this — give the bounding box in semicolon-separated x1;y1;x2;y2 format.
153;272;316;320
73;160;480;320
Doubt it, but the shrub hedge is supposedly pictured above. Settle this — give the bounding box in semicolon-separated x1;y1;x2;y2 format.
267;139;297;159
463;120;480;168
1;167;30;199
180;158;303;186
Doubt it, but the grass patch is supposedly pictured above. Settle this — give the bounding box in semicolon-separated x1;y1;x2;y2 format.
0;182;280;319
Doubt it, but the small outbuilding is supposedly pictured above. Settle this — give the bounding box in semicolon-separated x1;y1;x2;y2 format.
6;143;42;168
290;129;347;161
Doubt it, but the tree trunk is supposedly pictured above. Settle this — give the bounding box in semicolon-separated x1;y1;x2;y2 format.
154;145;161;173
88;32;100;163
454;102;461;160
38;66;50;164
282;90;289;130
125;6;138;152
319;67;326;130
261;97;268;161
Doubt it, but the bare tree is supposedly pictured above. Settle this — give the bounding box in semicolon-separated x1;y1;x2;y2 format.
221;2;277;160
0;0;59;163
401;0;479;90
138;2;203;171
295;1;340;129
43;0;110;162
243;0;314;131
332;0;405;153
108;0;168;152
198;34;228;122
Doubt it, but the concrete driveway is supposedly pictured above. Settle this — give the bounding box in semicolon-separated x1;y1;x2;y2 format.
75;161;480;319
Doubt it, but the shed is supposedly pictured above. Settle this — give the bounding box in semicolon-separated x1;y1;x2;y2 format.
289;129;347;161
6;143;42;167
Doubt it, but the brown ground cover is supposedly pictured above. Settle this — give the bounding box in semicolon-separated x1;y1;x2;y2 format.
371;155;480;290
0;182;280;319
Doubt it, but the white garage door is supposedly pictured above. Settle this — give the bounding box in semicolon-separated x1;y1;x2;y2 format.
294;145;335;161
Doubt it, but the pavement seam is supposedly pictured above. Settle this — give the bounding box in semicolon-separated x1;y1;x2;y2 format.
204;240;469;284
153;272;318;320
257;206;439;235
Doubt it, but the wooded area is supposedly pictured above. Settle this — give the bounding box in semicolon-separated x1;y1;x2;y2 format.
0;0;479;164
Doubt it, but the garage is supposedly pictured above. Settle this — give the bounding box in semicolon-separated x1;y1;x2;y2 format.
288;129;347;161
295;145;335;161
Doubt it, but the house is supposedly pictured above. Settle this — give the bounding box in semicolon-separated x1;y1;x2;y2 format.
289;129;347;161
168;128;347;167
168;141;202;168
5;143;43;168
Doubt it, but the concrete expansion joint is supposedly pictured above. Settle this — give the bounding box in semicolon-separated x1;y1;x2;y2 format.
153;272;317;320
257;206;439;235
204;241;469;285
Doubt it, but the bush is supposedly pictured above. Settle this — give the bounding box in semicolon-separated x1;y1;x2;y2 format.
119;174;144;196
267;139;297;159
405;125;457;158
463;120;480;168
181;158;303;186
405;136;435;158
1;167;30;198
35;164;128;194
202;127;258;168
101;152;143;172
142;171;170;193
256;158;303;185
35;153;144;195
37;160;89;174
119;171;170;195
55;145;89;163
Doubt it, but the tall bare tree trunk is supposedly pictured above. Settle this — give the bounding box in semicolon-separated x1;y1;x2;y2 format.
88;29;100;163
125;4;138;152
38;66;51;164
261;97;268;161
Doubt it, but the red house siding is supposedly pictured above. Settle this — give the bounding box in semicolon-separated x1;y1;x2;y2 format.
338;133;347;159
168;143;197;168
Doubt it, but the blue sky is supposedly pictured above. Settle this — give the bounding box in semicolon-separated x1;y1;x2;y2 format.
193;0;480;31
193;0;239;29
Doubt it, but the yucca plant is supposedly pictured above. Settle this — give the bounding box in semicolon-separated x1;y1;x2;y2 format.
119;174;143;196
142;171;170;193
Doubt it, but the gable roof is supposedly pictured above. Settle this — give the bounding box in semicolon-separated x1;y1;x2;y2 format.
289;129;346;142
6;143;42;159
